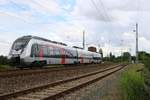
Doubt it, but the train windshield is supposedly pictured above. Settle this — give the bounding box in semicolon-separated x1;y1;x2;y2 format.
12;38;30;50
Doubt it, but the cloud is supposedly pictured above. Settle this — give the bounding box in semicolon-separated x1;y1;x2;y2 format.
139;37;150;52
9;0;62;15
72;0;137;22
72;0;112;21
72;0;150;24
1;0;150;57
0;43;11;56
0;0;9;5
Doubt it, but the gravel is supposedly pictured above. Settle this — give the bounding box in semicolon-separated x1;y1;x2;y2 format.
58;65;128;100
0;64;113;96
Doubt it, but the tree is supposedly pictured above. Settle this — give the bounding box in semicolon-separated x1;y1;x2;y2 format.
109;52;115;61
0;56;8;65
99;48;103;60
122;52;131;62
138;51;150;63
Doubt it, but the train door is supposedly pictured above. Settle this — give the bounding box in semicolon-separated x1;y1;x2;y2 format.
75;49;78;64
76;49;80;64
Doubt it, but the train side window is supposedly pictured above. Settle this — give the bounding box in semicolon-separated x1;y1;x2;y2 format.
65;49;73;58
31;44;39;57
53;47;56;56
55;48;58;55
57;48;61;57
47;47;50;57
31;44;35;57
43;46;48;57
49;47;53;56
64;49;69;58
55;48;60;57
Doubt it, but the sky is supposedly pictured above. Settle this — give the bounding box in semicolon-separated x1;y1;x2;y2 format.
0;0;149;56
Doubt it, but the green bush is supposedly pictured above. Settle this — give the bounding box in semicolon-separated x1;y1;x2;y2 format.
139;52;150;96
120;65;146;100
0;55;8;65
0;55;14;70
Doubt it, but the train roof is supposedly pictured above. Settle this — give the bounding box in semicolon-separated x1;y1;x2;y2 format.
20;35;67;46
18;35;101;55
72;46;83;49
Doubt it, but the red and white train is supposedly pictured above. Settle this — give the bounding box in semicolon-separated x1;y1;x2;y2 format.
8;36;102;68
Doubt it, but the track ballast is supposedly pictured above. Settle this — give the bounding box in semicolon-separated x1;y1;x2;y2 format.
0;64;127;100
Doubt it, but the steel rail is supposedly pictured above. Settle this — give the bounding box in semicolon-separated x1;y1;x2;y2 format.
0;64;108;78
0;64;126;100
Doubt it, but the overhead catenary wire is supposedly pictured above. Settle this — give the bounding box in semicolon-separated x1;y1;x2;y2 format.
90;0;108;21
97;0;115;56
97;0;111;21
90;0;115;56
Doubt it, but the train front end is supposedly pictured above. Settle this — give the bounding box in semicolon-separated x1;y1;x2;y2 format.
8;36;31;66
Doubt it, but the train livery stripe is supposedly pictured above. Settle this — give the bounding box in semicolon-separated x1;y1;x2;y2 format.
39;48;43;60
61;48;65;64
81;57;83;63
80;53;83;63
47;44;65;64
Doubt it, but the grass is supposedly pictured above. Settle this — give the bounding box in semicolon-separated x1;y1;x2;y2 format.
120;64;147;100
0;64;12;71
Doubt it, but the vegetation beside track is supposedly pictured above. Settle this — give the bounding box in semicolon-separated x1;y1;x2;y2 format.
0;55;12;70
119;64;147;100
138;51;150;97
0;65;11;70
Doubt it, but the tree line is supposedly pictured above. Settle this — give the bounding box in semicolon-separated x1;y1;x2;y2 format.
0;56;9;65
103;52;135;63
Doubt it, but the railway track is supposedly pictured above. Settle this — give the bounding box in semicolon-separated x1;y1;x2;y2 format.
0;64;127;100
0;63;112;78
